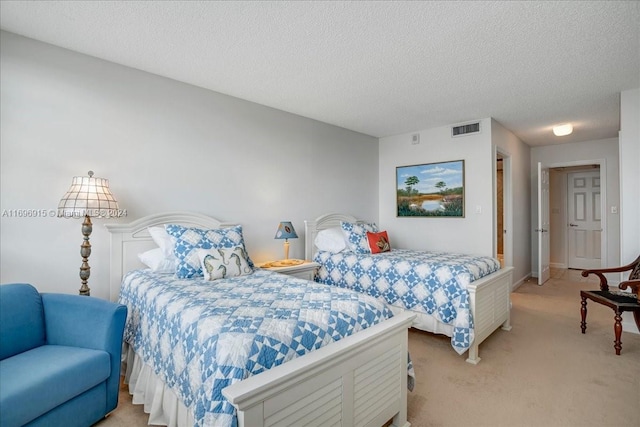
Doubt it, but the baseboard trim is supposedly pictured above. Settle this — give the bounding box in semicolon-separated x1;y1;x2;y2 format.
511;274;531;291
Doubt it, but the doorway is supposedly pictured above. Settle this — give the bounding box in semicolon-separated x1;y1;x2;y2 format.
496;154;504;267
549;165;602;270
495;150;512;269
567;169;601;269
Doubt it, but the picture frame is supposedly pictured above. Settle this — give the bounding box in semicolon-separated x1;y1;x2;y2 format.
396;160;465;217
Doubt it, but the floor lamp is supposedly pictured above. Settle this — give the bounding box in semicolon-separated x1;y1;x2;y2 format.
58;171;121;296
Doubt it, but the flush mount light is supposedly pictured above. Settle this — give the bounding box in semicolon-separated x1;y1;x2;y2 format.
553;123;573;136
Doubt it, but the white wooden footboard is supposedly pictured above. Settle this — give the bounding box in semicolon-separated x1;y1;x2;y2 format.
223;312;416;427
304;213;514;365
465;266;513;364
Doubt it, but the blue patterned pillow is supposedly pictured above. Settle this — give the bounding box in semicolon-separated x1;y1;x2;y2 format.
165;224;254;278
340;221;379;254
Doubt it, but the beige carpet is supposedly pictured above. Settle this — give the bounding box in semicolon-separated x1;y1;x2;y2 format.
96;269;640;427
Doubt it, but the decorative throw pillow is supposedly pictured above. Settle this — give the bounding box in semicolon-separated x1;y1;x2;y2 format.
340;221;379;254
165;224;254;279
198;247;253;281
367;231;391;254
138;248;175;273
314;227;349;253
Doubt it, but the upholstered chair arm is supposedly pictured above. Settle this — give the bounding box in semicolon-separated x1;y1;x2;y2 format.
41;293;127;413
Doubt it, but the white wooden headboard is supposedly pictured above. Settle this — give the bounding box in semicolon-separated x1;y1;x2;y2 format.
106;212;415;427
304;213;365;260
104;211;235;302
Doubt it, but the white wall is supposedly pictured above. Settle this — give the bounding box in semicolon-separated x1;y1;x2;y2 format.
618;88;639;335
378;118;494;255
378;119;531;286
491;119;532;287
0;31;379;299
619;88;640;265
530;139;620;274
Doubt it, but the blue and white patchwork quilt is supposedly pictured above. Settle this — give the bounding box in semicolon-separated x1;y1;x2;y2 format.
314;249;501;354
119;269;406;427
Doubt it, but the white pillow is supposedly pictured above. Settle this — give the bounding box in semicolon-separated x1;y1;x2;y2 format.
147;225;178;267
138;248;175;274
314;227;348;253
198;247;253;281
148;226;175;258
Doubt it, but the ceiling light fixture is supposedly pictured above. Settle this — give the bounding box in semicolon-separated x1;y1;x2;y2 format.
553;123;573;136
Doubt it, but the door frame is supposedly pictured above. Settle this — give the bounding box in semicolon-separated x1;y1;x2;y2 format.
542;158;608;268
494;148;513;269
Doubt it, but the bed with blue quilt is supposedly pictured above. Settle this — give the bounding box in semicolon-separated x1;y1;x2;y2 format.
305;213;514;365
107;212;415;427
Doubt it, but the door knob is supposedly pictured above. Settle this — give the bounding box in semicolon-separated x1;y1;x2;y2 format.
569;223;578;227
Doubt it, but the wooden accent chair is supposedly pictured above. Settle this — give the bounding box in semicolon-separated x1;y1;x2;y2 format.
580;255;640;355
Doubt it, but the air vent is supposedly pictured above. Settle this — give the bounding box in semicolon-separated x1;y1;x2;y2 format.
452;122;481;137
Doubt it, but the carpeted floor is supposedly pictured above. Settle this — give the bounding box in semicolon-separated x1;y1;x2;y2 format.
96;269;640;427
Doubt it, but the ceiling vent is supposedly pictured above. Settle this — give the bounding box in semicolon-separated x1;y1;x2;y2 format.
451;122;481;137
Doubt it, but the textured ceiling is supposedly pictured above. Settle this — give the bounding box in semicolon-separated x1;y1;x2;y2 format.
1;1;639;146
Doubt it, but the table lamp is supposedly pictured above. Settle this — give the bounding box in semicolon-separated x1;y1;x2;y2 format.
58;171;122;296
274;221;298;260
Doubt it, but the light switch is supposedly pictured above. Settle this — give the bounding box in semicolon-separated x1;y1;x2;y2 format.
475;205;482;214
611;206;618;214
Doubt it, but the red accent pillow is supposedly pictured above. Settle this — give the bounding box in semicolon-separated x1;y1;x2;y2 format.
367;231;391;254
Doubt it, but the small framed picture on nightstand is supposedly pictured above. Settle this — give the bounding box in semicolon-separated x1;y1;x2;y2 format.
259;260;320;281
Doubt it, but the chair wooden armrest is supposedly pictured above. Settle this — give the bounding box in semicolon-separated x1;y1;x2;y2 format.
581;255;640;291
619;279;640;302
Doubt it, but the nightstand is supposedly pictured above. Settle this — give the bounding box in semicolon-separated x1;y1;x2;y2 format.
259;260;320;281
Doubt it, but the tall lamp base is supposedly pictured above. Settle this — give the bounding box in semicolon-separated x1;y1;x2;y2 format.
79;214;92;296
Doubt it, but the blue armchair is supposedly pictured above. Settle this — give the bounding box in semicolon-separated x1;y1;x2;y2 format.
0;283;127;427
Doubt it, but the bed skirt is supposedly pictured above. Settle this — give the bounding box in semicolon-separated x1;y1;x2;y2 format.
122;343;194;427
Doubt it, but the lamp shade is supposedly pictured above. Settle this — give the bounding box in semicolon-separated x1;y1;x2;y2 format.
274;221;298;240
58;171;120;218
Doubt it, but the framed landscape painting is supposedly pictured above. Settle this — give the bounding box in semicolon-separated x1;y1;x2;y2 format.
396;160;465;217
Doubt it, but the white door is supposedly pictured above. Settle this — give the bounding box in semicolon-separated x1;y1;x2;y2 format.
537;163;550;285
567;170;601;270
